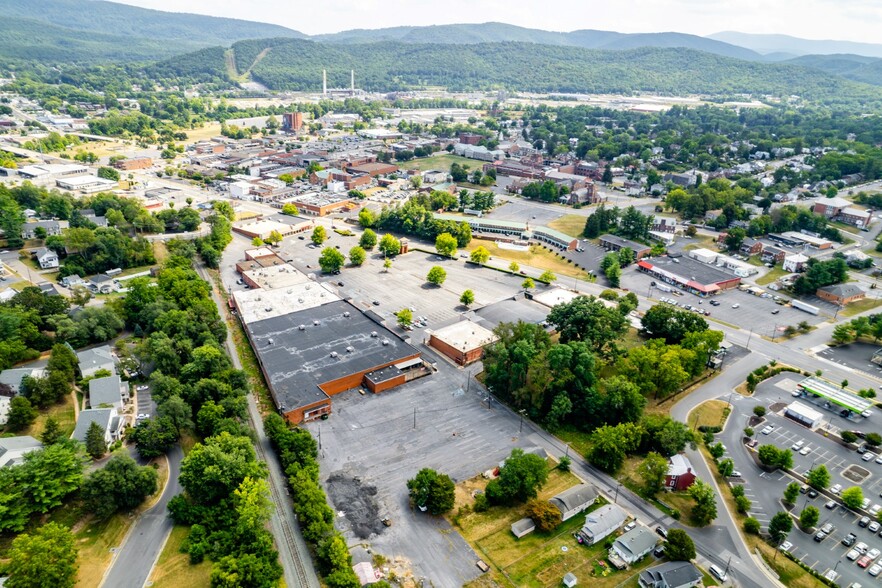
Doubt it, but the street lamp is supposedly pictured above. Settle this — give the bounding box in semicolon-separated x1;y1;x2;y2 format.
519;409;527;434
614;482;622;504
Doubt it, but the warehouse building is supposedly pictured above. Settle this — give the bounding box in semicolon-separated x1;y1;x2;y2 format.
428;320;498;366
637;255;741;296
598;234;652;259
55;175;118;194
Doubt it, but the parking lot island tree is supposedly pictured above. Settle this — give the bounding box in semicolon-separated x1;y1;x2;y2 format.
841;486;864;510
459;289;475;307
807;464;831;490
434;232;458;257
769;511;793;544
311;225;327;245
359;228;377;250
348;245;366;266
799;505;820;529
319;247;345;274
426;266;447;286
379;233;401;257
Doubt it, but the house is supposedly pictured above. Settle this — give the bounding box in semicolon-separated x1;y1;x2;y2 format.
511;517;536;538
39;283;61;297
638;561;702;588
609;526;658;568
816;284;866;305
761;247;786;264
739;238;763;256
0;367;47;394
77;345;116;378
72;407;125;446
665;454;697;491
34;247;59;269
549;484;598;521
783;253;809;273
20;219;68;239
89;274;116;294
577;504;627;545
0;436;43;468
88;374;127;410
61;274;86;288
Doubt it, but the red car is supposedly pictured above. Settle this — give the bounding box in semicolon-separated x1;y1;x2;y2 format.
858;555;873;568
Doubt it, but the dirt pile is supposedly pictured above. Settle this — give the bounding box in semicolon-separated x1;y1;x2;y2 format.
327;472;387;539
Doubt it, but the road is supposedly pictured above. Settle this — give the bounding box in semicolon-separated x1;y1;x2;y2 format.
100;446;183;588
196;264;320;588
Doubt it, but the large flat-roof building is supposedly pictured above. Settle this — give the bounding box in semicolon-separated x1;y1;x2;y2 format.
598;234;652;259
55;175;118;194
637;255;741;296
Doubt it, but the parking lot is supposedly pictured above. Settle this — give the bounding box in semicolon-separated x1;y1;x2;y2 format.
305;350;544;588
720;373;882;587
484;197;567;226
818;343;882;381
134;383;156;425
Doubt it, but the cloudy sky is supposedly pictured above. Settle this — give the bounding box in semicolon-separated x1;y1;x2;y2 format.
112;0;881;41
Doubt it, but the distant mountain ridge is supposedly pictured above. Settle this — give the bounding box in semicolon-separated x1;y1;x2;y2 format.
710;31;882;59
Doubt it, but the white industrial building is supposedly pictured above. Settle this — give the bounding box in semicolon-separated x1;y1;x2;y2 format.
785;401;823;428
55;175;118;194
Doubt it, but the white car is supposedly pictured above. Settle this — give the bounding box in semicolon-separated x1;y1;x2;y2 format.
870;564;882;577
870;504;882;517
863;452;877;462
856;542;869;555
876;455;882;465
731;471;743;478
799;446;812;455
832;484;843;495
849;549;862;561
791;440;805;451
732;303;740;309
136;385;148;391
870;521;881;533
761;425;775;435
779;541;793;552
867;548;880;560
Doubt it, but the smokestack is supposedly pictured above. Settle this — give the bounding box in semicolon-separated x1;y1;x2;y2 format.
322;69;327;95
351;69;355;91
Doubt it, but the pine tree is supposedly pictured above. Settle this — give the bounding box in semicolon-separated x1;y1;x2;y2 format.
41;417;62;445
85;422;107;459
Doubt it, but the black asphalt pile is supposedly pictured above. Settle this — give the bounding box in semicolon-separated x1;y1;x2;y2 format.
326;472;386;539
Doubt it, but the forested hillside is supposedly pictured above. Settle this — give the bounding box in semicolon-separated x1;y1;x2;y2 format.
786;54;882;87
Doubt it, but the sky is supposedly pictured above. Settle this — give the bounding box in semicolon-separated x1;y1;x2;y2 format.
110;0;882;42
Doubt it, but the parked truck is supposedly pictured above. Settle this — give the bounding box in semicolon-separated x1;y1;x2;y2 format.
791;300;820;315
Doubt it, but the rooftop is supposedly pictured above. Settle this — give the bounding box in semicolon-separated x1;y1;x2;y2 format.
531;287;581;309
638;561;702;588
613;526;658;558
818;283;865;298
599;234;649;251
580;504;627;536
0;436;42;467
798;376;873;412
77;345;115;373
233;281;341;324
88;374;123;408
667;453;694;477
639;255;738;287
242;265;312;291
429;320;498;353
550;484;597;513
72;408;115;442
245;300;420;413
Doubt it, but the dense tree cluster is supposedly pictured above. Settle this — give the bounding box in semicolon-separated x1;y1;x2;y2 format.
377;197;471;247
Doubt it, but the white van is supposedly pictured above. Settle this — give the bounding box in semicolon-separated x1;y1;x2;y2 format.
709;564;728;582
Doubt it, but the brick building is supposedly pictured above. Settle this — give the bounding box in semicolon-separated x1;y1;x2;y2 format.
112;157;153;171
428;320;498;366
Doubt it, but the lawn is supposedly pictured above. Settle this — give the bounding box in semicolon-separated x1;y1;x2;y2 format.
466;239;590;280
839;297;882;317
454;466;657;588
756;267;790;286
18;393;76;439
184;122;223;144
74;514;132;588
148;525;212;588
686;399;730;430
682;236;719;251
396;153;480;173
547;215;586;238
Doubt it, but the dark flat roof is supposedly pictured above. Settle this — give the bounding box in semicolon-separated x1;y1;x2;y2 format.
474;297;549;328
364;365;402;385
246;300;420;412
643;255;738;286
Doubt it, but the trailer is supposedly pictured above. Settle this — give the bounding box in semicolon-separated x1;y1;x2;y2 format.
791;300;820;315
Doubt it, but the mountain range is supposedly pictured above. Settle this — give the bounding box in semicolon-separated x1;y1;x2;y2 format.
5;0;882;103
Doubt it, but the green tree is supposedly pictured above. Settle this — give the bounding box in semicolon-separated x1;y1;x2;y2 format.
359;228;377;250
605;259;621;287
841;486;864;510
349;245;366;266
406;468;456;515
4;522;78;588
179;432;267;505
664;529;696;561
396;308;413;328
589;422;643;473
769;511;793;544
426;266;447;286
539;270;556;284
735;494;752;513
40;417;63;445
378;233;401;257
311;225;327;245
319;247;346;274
744;517;761;534
18;444;84;514
129;416;179;459
282;203;300;216
688;479;718;526
266;230;283;246
866;432;882;447
637;452;668;496
522;277;535;290
81;455;158;520
85;421;107;459
485;448;549;505
807;464;830;490
97;166;120;181
7;396;37;431
435;232;458;257
547;295;628;356
525;499;561;531
470;246;490;264
383;258;392;272
753;405;766;417
783;482;800;506
718;458;734;477
157;395;192;434
358;208;377;228
251;237;263;246
799;505;820;529
509;261;520;272
460;289;475;307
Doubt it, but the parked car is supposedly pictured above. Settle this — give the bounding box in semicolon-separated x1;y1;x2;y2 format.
827;500;838;510
808;489;819;498
799;446;812;455
856;542;869;554
761;425;775;435
791;440;805;451
843;533;858;546
815;530;829;542
732;303;740;309
858;444;869;454
870;521;881;533
867;548;880;560
869;564;882;577
849;549;862;561
832;484;843;495
655;526;667;538
863;452;877;462
779;541;793;552
858;555;873;568
860;517;871;528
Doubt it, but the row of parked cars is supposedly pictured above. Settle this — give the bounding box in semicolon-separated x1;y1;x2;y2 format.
658;297;712;316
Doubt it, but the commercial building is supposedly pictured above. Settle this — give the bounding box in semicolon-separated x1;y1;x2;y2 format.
281;193;355;216
576;504;627;545
113;157;153;171
796;376;874;417
238;297;422;424
549;484;598;521
55;175;118;194
241;264;311;290
533;226;579;250
785;401;824;428
781;231;833;250
346;162;399;177
427;320;498;366
232;216;312;240
530;287;581;309
282;112;304;132
816;283;866;305
17;163;88;180
598;234;652;259
637;255;741;296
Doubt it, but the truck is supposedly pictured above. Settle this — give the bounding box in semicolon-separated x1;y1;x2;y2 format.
791;300;820;315
655;283;672;293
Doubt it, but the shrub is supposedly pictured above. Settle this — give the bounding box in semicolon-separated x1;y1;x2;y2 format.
753;406;766;417
744;517;761;534
473;493;489;512
526;499;561;532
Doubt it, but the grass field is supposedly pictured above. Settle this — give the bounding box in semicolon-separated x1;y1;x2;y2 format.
455;466;657;588
396;153;480;173
74;514;131;588
547;215;586;238
682;236;719;251
184;122;223;144
465;239;589;280
18;393;77;439
148;525;212;588
686;399;730;430
756;267;789;286
839;297;882;317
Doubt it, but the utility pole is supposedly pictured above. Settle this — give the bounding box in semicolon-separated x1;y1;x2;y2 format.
413;407;416;429
746;327;753;350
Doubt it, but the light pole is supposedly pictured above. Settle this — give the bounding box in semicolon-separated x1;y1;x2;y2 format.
614;482;622;504
519;409;526;434
746;327;753;350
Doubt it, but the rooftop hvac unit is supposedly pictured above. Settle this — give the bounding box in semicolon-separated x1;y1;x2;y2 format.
287;289;293;294
371;331;378;337
298;324;306;331
382;339;389;346
265;306;272;312
313;319;320;325
305;284;311;290
298;298;304;303
346;346;353;352
267;338;274;345
330;351;338;358
343;312;350;317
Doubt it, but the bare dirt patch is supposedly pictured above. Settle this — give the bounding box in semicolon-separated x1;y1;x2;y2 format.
326;472;387;539
843;464;870;484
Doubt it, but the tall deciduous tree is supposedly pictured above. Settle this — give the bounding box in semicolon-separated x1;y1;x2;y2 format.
435;232;458;257
426;266;447;285
349;246;366;266
664;529;696;561
359;228;377;250
82;455;158;520
688;479;718;526
485;448;549;505
769;511;793;544
179;432;267;505
637;452;669;497
406;468;456;515
4;522;78;588
311;225;327;245
547;295;628;357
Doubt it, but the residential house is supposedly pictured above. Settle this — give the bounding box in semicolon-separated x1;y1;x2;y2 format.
637;561;702;588
0;436;43;467
61;274;86;288
34;247;59;269
72;407;125;446
577;504;627;545
77;345;116;378
665;454;697;491
89;274;116;294
549;484;598;521
761;247;786;264
663;172;697;188
783;253;810;273
511;517;536;538
39;283;61;297
88;374;127;410
609;527;658;568
20;219;68;239
0;385;13;425
651;217;678;234
816;284;866;305
0;367;46;394
739;238;763;256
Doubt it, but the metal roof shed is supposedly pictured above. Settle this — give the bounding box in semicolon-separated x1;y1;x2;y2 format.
785;401;824;428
